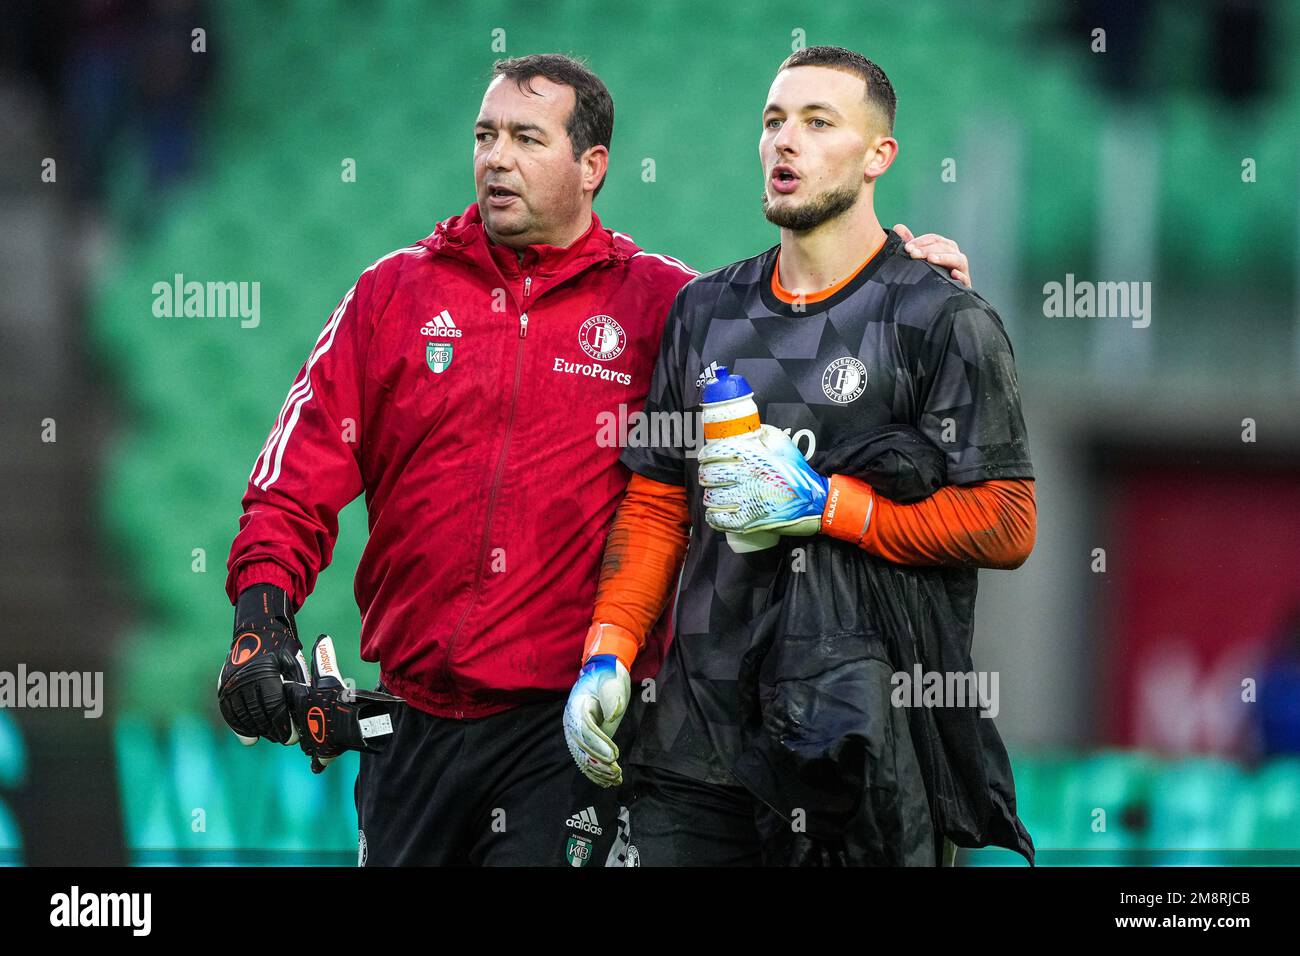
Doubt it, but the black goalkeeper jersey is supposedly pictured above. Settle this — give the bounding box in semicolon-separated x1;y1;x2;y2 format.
619;229;1035;785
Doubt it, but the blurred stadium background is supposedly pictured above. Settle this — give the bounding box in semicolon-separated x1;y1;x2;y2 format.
1;0;1298;864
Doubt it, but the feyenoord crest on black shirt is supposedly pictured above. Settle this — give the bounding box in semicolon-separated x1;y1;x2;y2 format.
619;229;1035;785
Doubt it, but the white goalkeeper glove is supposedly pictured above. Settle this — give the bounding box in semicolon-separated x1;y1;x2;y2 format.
563;653;631;788
698;423;829;536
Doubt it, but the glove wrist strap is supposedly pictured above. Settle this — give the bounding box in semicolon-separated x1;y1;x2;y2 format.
235;582;297;637
821;474;876;545
583;622;639;671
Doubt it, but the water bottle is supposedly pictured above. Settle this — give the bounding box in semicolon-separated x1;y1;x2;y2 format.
699;367;779;553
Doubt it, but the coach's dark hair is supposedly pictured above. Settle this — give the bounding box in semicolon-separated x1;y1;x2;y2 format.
778;46;896;134
491;53;614;196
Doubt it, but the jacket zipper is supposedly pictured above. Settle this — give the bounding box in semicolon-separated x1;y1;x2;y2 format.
440;269;533;715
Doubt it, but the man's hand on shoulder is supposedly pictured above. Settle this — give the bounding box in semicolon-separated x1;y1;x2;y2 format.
893;223;971;288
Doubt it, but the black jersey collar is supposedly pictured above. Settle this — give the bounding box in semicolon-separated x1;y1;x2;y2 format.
759;229;902;318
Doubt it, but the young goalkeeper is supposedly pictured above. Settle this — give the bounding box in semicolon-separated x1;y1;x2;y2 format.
563;46;1035;865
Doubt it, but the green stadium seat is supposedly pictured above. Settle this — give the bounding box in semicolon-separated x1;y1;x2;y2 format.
1056;750;1156;865
1243;758;1300;856
1145;758;1254;865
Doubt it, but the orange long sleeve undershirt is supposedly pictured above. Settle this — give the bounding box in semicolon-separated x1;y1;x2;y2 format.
585;474;692;668
821;474;1037;570
586;472;1036;669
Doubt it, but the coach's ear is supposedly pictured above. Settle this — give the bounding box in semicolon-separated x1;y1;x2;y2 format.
581;144;609;197
891;225;972;289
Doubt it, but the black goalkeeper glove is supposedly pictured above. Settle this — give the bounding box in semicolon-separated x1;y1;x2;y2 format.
217;583;310;745
284;634;405;773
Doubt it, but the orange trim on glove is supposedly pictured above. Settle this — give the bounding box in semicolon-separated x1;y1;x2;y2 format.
588;473;692;670
582;623;641;670
821;474;877;544
822;475;1036;570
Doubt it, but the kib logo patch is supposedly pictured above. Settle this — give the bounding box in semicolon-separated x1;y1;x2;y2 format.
427;342;453;374
566;834;593;867
579;315;626;361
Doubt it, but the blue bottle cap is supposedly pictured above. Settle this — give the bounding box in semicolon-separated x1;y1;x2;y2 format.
700;366;753;404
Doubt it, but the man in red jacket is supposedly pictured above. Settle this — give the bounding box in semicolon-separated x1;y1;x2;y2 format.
218;52;972;866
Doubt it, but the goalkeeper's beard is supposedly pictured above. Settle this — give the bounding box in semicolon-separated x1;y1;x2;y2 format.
762;180;860;232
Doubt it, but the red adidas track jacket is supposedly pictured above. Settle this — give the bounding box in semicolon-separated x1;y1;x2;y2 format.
226;203;696;718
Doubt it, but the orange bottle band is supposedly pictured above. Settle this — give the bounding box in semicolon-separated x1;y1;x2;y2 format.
702;413;761;441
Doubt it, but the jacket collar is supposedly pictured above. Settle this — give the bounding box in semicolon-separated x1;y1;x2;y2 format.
420;202;636;294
